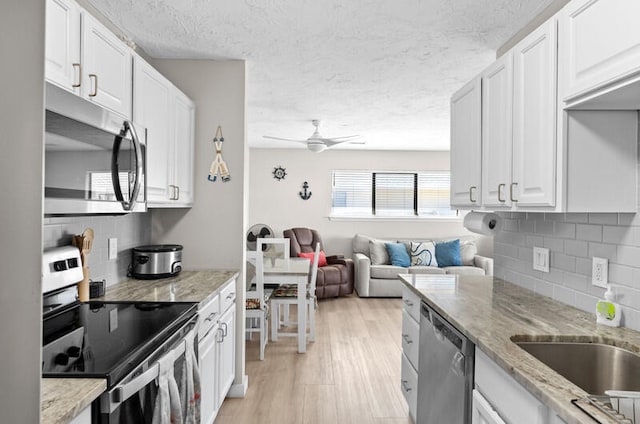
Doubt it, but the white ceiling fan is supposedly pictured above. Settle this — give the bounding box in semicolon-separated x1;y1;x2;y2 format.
263;120;364;152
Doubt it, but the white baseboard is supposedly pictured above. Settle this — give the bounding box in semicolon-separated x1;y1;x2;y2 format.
227;374;248;398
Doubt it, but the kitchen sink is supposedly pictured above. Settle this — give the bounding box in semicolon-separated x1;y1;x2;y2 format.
512;338;640;395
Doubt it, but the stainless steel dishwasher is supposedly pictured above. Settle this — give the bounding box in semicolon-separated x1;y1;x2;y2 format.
417;301;475;423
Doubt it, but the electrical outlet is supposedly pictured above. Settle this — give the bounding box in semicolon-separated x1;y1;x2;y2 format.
108;238;118;260
533;247;550;273
592;257;608;288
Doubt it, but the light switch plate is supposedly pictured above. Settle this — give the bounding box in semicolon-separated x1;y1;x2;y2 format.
533;247;550;273
108;238;117;260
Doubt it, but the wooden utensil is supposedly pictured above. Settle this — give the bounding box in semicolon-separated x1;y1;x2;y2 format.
77;228;94;301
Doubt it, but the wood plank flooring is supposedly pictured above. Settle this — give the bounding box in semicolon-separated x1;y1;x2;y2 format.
215;295;412;424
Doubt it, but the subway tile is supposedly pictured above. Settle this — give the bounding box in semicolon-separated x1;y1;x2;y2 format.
563;272;588;292
525;235;544;248
544;268;564;285
534;279;554;298
623;309;640;333
575;292;599;315
519;219;535;234
589;213;619;225
543;237;564;253
554;222;576;239
527;212;546;221
535;220;555;236
575;257;592;276
613;286;640;309
602;225;633;245
618;213;640;226
564;213;590;224
617;245;640;267
544;213;565;222
609;264;634;286
552;252;576;273
553;286;576;307
519;246;533;262
503;219;519;232
564;240;588;258
576;224;602;242
588;242;618;261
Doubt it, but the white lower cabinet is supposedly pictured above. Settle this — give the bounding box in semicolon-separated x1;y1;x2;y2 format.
400;287;420;423
472;389;506;424
69;405;91;424
199;279;236;424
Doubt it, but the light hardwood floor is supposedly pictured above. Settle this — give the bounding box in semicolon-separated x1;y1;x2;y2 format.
215;295;412;424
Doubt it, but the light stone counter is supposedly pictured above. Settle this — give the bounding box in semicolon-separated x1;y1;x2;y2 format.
98;269;239;304
41;378;106;424
399;273;640;424
42;269;238;423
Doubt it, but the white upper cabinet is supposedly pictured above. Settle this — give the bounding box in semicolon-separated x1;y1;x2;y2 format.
133;56;172;204
81;13;132;118
450;78;482;208
45;0;132;118
560;0;640;108
45;0;81;93
171;91;195;207
481;53;513;209
512;19;557;208
134;55;195;208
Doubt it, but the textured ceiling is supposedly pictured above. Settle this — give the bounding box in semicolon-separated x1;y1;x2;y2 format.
88;0;554;151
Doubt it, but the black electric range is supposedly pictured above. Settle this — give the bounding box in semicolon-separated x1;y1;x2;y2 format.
42;300;198;388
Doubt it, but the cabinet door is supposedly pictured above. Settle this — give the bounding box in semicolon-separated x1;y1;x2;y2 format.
512;19;557;207
171;90;195;206
45;0;80;93
472;390;506;424
200;325;221;424
560;0;640;102
450;78;482;208
481;53;513;208
133;56;172;204
217;304;236;406
81;12;132;118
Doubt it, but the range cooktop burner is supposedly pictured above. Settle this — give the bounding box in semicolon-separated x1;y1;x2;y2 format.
42;300;197;388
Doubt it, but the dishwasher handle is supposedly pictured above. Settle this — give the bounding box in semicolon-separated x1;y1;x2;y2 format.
422;302;466;351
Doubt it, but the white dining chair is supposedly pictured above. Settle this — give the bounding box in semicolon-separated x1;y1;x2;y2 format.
270;242;320;343
256;237;290;268
245;250;269;360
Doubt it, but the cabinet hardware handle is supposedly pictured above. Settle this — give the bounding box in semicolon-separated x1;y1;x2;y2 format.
510;182;518;202
221;322;228;337
216;327;224;343
72;63;81;88
204;312;217;322
175;185;180;200
402;334;413;344
89;74;98;97
403;299;413;307
469;186;477;203
226;293;235;299
402;380;412;392
497;184;506;203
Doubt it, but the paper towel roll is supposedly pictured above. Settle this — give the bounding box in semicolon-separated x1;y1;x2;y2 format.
463;212;502;236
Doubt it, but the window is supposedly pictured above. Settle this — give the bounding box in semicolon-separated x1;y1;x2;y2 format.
331;170;457;218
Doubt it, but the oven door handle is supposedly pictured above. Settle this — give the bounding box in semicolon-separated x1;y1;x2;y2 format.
111;121;142;211
112;361;160;404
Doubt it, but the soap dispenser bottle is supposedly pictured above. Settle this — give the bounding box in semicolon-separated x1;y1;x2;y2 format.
596;284;622;327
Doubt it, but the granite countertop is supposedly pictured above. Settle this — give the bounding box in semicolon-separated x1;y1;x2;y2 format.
98;269;239;304
41;378;106;424
42;269;239;423
399;273;640;424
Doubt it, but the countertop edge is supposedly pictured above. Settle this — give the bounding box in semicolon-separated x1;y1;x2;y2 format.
41;378;106;424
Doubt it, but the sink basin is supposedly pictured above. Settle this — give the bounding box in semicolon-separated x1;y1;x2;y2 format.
513;340;640;395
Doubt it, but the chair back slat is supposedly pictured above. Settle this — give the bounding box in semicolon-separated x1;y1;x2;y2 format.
308;242;321;295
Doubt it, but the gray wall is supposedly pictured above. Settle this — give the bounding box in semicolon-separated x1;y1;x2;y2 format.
495;212;640;331
43;213;151;286
0;0;45;421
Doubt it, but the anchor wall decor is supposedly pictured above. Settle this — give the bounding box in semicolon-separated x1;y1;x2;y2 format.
299;181;312;200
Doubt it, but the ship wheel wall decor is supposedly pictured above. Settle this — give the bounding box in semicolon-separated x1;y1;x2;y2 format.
273;166;287;181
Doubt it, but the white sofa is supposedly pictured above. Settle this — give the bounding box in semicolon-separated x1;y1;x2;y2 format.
352;234;494;297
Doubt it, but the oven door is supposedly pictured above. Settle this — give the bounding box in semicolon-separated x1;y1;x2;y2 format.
44;83;146;216
94;315;197;424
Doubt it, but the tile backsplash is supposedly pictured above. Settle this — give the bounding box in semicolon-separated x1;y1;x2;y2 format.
43;213;151;286
494;212;640;331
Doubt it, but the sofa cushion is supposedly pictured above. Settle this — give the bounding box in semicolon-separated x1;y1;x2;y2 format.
460;240;478;266
435;239;462;267
353;233;372;256
408;266;446;275
444;265;485;276
369;239;392;265
409;241;438;267
386;242;410;267
371;264;407;279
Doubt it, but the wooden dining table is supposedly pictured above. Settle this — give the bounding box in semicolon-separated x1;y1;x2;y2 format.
262;257;310;353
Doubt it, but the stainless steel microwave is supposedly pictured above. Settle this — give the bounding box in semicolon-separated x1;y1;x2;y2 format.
44;83;146;215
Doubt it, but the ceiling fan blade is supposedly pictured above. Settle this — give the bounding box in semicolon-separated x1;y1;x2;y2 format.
324;137;366;147
323;135;362;141
263;135;308;144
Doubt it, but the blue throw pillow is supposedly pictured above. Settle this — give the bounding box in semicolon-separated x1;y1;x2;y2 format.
435;239;462;267
385;242;411;267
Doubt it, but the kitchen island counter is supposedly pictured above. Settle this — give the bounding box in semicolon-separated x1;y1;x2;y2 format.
399;274;640;424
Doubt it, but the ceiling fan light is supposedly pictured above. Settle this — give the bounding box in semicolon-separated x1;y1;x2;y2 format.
307;142;327;152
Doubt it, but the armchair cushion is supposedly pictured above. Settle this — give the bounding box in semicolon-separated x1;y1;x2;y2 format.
298;250;328;267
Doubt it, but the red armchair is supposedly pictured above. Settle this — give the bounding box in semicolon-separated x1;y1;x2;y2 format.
283;228;354;299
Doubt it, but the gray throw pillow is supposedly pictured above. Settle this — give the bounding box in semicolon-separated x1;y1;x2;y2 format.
460;240;477;266
369;239;391;265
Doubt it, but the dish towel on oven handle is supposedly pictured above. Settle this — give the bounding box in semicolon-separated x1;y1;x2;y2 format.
178;329;201;424
152;349;183;424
